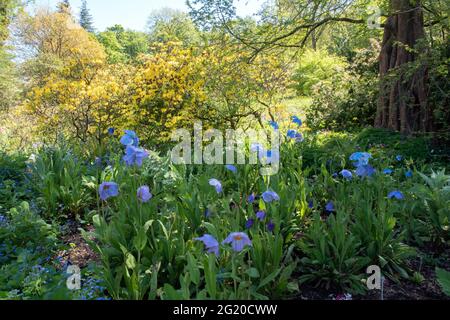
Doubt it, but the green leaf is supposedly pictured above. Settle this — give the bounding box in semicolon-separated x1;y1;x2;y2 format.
259;199;266;211
125;252;136;270
133;227;147;251
186;252;200;285
162;284;183;300
92;214;101;228
257;268;281;289
246;267;260;278
436;268;450;296
143;220;154;232
204;254;217;299
287;281;299;292
250;291;269;300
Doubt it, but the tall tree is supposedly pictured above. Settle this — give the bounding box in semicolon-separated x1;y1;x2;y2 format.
57;0;71;14
79;0;95;33
147;8;201;45
0;0;20;110
189;0;447;134
375;0;429;133
1;0;18;44
97;25;149;63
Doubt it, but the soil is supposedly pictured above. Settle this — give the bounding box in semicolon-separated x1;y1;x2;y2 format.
56;220;99;269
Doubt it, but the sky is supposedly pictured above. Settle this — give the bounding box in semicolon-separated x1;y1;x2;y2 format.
30;0;263;32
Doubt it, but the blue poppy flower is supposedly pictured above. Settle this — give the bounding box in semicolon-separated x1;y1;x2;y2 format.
325;201;335;212
225;164;237;173
267;220;275;233
388;190;404;200
308;200;314;209
0;215;8;227
262;190;280;203
292;116;302;126
245;219;255;229
287;129;297;139
356;164;376;177
256;211;266;221
137;186;152;203
123;145;149;167
247;193;255;204
195;234;219;256
120;130;139;147
269;121;279;130
209;179;223;194
383;168;393;175
332;173;338;178
350;152;372;167
295;132;304;143
94;157;102;167
405;170;413;178
340;169;353;180
98;182;119;201
107;127;115;135
222;232;252;252
396;155;403;161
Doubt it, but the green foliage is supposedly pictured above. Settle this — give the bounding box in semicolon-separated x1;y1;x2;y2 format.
147;8;201;46
0;152;29;214
355;128;432;162
305;42;379;131
0;48;19;111
350;185;415;279
84;143;301;300
436;267;450;297
0;201;61;299
30;145;95;220
0;0;19;111
0;126;449;299
0;202;57;249
292;49;347;96
0;0;19;43
0;201;109;300
97;25;149;63
425;42;450;133
410;170;450;244
79;0;95;33
298;212;369;294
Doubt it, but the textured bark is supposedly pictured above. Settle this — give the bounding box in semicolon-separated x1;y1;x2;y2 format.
375;0;431;134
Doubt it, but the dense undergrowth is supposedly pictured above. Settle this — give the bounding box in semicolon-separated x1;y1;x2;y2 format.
0;127;449;300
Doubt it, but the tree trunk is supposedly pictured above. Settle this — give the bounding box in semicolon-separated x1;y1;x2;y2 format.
375;0;431;134
311;29;317;51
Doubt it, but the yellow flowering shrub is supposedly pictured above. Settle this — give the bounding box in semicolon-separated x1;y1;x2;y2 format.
18;11;292;150
131;42;208;145
24;64;134;145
